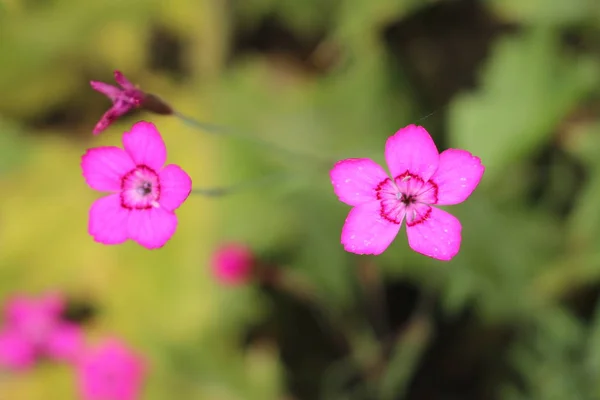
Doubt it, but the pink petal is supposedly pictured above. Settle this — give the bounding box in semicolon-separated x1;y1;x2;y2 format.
5;294;65;342
158;164;192;211
385;125;440;181
341;201;401;255
431;149;485;206
127;208;177;249
0;329;36;370
122;121;166;171
88;195;130;245
330;158;389;206
90;81;121;101
82;147;135;191
77;339;145;400
211;243;254;285
406;207;461;261
92;111;115;135
114;70;136;90
37;293;65;316
45;323;84;363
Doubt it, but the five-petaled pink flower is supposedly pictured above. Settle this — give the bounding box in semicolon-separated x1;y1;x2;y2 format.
330;125;484;261
0;293;84;369
90;71;146;135
211;243;254;285
77;339;145;400
81;121;192;249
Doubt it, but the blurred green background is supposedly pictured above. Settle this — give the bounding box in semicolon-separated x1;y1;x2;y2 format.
2;0;600;398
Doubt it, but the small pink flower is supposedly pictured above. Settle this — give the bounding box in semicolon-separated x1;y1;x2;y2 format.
90;71;146;135
211;243;254;285
82;121;192;249
330;125;484;261
77;339;145;400
0;293;84;369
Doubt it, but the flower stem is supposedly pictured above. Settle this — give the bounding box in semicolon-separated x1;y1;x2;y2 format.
173;111;333;165
190;171;288;197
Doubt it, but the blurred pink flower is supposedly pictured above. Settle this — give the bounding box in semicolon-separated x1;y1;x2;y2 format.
81;121;192;249
90;71;146;135
77;339;145;400
330;124;484;261
211;243;254;285
0;293;84;369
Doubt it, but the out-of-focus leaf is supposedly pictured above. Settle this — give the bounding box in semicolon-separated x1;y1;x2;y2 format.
440;196;563;320
585;298;600;398
449;28;598;182
562;123;600;249
490;0;596;26
334;0;425;47
378;314;432;400
0;117;28;174
506;307;592;399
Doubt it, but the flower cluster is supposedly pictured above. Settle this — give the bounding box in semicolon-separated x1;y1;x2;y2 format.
88;71;484;258
0;293;145;400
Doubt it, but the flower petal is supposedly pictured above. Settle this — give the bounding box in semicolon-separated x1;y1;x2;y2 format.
341;201;401;255
159;164;192;211
114;70;136;90
0;329;36;369
385;125;439;181
127;208;177;249
93;110;117;135
431;149;485;205
90;81;121;101
406;207;461;261
78;339;145;400
122;121;167;171
82;147;135;191
330;158;388;206
88;195;130;245
45;323;84;363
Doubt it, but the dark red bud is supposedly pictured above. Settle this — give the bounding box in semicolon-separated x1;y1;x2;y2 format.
141;93;173;116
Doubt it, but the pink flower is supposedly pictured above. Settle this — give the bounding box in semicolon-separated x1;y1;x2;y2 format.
211;243;254;285
90;70;173;135
330;125;484;261
81;121;192;249
77;339;145;400
90;71;146;135
0;293;84;369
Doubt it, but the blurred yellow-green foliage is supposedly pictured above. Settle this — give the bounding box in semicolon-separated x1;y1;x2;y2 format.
1;0;600;399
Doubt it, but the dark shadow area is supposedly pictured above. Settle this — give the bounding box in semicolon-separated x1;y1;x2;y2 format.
406;307;516;400
147;25;190;81
229;14;333;75
528;142;588;218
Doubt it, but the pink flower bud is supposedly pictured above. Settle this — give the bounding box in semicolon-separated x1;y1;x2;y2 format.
211;243;254;285
90;70;173;135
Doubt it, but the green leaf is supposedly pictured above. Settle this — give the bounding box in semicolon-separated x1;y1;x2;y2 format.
0;117;28;174
489;0;596;26
379;315;432;400
449;28;598;183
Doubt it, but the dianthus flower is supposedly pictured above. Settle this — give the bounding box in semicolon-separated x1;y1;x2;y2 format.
330;125;484;260
211;243;254;285
81;121;192;249
90;70;172;135
77;339;145;400
0;293;83;369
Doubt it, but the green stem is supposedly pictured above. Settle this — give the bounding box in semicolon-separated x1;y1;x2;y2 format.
174;111;333;165
190;172;288;197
